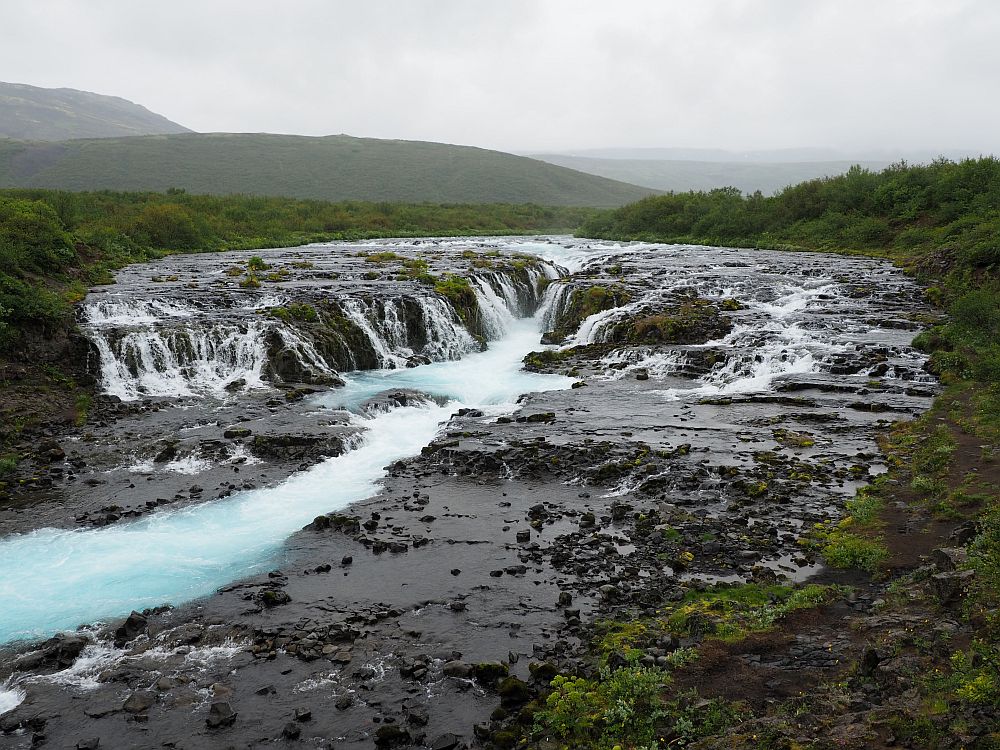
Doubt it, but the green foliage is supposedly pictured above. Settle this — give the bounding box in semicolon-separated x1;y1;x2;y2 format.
0;455;17;476
433;275;475;306
580;157;1000;282
398;257;436;284
664;583;841;640
821;532;888;572
0;197;76;274
132;203;202;249
534;667;671;749
269;303;318;323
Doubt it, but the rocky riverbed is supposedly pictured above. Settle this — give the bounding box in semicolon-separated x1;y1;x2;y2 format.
0;236;937;749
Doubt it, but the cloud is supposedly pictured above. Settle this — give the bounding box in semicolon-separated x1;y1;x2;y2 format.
2;0;996;153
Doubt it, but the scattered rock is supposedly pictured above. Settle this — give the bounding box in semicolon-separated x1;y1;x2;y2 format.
122;691;155;714
374;725;411;747
113;610;148;647
206;702;237;729
442;660;473;678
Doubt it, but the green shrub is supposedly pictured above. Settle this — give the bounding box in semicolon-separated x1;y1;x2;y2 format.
534;667;670;749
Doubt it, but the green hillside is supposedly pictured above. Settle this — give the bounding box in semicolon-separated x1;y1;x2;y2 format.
0;81;191;141
531;152;892;195
0;133;656;207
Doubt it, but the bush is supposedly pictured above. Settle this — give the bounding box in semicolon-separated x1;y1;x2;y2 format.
0;197;76;275
534;667;670;748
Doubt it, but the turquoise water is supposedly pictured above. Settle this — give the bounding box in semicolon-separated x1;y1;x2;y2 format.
0;315;571;644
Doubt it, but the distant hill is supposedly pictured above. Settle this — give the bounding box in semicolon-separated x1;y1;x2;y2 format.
0;133;656;206
530;153;893;195
0;82;191;141
540;146;984;163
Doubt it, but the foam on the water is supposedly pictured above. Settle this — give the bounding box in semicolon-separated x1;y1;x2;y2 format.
0;681;24;716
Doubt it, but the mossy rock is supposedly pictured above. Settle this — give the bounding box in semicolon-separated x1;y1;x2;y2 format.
472;661;510;685
490;730;518;749
498;676;532;706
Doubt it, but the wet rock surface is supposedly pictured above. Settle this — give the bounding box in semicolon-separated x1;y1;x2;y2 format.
0;237;938;748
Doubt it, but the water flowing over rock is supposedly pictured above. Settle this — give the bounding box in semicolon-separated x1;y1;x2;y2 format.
80;244;558;402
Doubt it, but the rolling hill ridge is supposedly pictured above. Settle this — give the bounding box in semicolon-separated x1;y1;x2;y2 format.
0;133;657;207
0;81;191;141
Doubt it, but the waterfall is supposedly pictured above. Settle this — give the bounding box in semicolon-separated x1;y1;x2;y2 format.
87;323;274;400
419;297;477;361
340;298;414;370
82;261;561;400
341;296;479;370
539;281;571;334
83;298;331;401
472;277;517;339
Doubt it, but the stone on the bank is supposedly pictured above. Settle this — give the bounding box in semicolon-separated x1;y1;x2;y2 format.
442;660;473;678
931;547;968;572
429;733;460;750
931;569;975;602
114;610;148;646
122;691;155;714
472;661;509;684
259;589;292;607
206;701;237;729
498;676;531;705
374;724;411;747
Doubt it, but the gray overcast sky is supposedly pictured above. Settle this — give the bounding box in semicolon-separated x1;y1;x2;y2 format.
2;0;997;154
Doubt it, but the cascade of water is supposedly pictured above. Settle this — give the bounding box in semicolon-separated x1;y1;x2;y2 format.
273;327;338;379
539;282;571;334
600;347;689;380
492;273;525;316
418;297;478;361
569;302;638;346
0;680;24;717
472;277;517;339
85;298;196;326
88;323;274;400
339;298;412;370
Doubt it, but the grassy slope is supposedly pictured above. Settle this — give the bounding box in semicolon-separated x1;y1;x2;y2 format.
531;152;892;195
0;133;657;207
0;81;191;141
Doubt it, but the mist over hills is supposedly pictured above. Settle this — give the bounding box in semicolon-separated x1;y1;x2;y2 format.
528;154;893;196
0;81;190;141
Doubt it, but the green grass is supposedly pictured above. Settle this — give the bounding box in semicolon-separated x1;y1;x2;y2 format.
0;455;17;476
0;133;656;207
